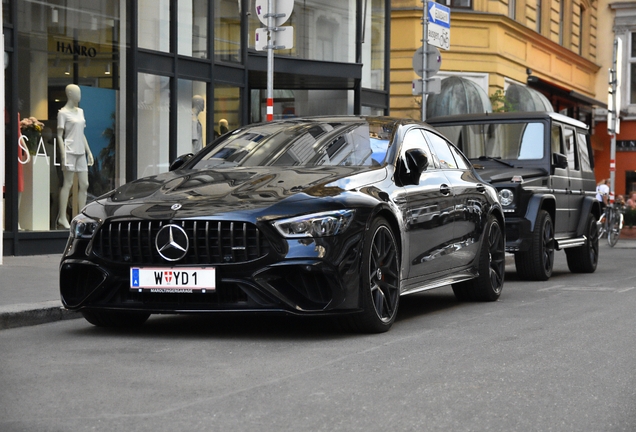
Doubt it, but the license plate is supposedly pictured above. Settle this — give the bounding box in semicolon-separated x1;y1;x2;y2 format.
130;267;216;293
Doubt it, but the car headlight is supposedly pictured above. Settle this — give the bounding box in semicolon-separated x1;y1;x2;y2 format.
498;189;514;207
70;214;100;239
273;210;355;238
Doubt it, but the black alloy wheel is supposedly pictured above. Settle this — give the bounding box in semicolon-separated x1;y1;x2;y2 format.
349;217;400;333
452;215;505;301
515;210;554;281
566;213;599;273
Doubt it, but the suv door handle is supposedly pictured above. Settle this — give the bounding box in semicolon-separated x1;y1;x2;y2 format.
440;184;451;195
476;183;486;193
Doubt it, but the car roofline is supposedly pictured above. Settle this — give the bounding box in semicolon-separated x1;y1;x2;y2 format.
427;111;589;131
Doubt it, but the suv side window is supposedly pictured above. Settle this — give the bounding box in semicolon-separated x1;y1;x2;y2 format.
551;124;562;155
563;127;578;170
577;132;592;172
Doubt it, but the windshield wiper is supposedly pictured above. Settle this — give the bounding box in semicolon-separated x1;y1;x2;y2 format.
475;156;514;168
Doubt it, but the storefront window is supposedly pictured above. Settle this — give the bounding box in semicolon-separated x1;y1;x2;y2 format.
16;0;123;231
248;0;355;63
139;0;170;52
137;73;170;177
178;0;208;58
177;79;207;156
3;0;10;25
250;89;352;122
214;0;241;62
215;84;240;137
361;0;385;90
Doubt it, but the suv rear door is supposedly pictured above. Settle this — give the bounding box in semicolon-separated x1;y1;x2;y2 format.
551;123;572;235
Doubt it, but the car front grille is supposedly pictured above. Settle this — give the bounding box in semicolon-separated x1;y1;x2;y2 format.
92;220;271;265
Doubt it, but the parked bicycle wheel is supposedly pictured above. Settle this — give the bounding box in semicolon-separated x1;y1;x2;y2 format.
608;207;621;247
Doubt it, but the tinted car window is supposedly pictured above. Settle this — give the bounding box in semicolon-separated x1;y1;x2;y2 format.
401;129;438;169
425;131;457;169
564;127;578;170
551;124;562;155
193;120;395;168
433;122;544;161
518;123;544;159
449;144;470;170
577;132;592;172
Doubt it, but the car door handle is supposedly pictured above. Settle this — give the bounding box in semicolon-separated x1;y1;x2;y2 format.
476;183;486;193
440;184;451;195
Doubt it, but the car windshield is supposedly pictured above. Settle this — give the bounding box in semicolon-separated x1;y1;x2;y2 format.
434;121;545;163
192;119;395;169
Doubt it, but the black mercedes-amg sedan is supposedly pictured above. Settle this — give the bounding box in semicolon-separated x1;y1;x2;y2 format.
60;116;505;333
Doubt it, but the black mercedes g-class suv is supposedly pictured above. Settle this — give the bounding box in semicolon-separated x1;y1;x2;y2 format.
429;112;600;281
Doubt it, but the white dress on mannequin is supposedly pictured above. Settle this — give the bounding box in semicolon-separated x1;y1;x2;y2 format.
57;84;94;229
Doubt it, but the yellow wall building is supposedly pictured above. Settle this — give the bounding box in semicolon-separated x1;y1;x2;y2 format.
390;0;603;121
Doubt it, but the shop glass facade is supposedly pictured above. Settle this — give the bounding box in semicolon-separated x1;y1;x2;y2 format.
248;0;356;63
3;0;390;255
12;0;124;234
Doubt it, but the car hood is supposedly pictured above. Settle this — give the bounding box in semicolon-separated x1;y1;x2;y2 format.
476;166;547;184
94;166;387;220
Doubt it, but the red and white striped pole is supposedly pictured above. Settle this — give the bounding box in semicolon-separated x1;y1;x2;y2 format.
267;98;273;122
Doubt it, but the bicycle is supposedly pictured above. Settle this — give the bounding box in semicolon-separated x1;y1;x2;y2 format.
598;203;624;247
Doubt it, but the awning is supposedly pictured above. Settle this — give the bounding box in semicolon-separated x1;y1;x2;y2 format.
426;76;493;117
527;75;607;109
505;83;554;112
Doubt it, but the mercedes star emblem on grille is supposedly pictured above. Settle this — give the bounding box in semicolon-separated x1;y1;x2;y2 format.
155;224;189;261
171;204;182;211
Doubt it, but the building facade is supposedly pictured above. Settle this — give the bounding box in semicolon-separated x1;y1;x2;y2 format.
2;0;390;256
592;0;636;198
390;0;604;124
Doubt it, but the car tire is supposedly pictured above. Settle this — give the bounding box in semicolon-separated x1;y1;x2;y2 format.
565;213;599;273
452;215;505;302
348;217;400;333
514;210;554;281
81;309;150;328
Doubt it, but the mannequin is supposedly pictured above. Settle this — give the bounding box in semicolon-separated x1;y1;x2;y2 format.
219;118;228;135
192;95;205;153
57;84;94;229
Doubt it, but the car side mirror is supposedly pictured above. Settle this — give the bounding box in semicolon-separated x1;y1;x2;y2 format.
402;148;429;185
406;148;429;173
552;152;568;169
169;153;194;171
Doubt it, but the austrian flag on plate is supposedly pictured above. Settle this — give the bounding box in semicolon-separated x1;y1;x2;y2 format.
130;267;216;292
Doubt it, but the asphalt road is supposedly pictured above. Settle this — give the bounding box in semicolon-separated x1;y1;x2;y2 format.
2;243;636;432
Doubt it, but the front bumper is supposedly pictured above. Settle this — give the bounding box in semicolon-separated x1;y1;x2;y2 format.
503;216;533;252
60;231;366;316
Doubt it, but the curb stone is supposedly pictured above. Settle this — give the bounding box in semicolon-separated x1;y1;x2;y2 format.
0;301;81;330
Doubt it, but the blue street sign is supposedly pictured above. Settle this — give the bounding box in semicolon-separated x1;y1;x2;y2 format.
428;1;451;29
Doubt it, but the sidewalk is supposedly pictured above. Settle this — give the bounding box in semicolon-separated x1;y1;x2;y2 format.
1;238;635;331
0;254;80;330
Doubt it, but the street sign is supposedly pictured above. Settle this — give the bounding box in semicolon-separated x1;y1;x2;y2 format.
428;1;450;28
255;26;294;51
412;77;441;95
608;38;622;135
255;0;294;27
428;23;450;51
427;1;451;51
412;46;442;77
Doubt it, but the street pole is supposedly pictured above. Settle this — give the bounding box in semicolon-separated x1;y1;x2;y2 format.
421;0;428;122
266;0;274;121
0;4;4;263
609;38;620;203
